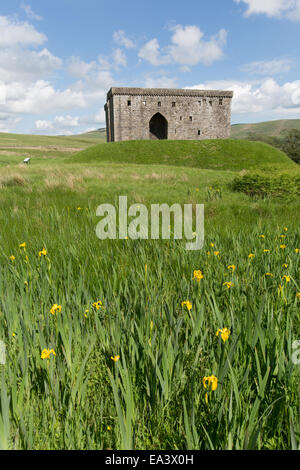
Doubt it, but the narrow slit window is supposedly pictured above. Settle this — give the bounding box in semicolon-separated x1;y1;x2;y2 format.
180;116;182;121
198;130;201;136
209;100;213;107
219;98;223;105
127;100;131;106
172;102;176;107
189;116;193;121
158;101;161;107
199;100;202;105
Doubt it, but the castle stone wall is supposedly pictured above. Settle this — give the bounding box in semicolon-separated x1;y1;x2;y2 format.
105;87;233;142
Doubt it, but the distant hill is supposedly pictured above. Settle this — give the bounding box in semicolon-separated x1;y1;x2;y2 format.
230;119;300;139
76;128;106;139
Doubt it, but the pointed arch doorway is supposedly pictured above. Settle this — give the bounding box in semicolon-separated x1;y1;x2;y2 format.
149;113;168;140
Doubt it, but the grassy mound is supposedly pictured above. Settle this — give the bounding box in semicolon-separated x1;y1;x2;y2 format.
68;139;295;171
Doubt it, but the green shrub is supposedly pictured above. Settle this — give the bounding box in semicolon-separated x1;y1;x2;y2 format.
231;173;300;199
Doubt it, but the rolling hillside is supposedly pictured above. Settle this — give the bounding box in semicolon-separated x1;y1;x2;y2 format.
230;119;300;139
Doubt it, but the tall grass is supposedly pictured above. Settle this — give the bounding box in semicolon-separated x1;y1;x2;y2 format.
0;197;299;449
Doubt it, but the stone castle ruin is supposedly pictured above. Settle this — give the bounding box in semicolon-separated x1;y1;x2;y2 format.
104;87;233;142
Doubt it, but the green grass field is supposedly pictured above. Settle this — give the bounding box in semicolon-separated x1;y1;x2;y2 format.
0;132;299;450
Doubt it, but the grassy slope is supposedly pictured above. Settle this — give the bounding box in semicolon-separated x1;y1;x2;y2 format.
231;119;300;139
68;139;295;171
0;131;105;167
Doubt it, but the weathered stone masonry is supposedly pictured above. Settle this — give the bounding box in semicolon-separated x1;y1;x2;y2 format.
104;87;233;142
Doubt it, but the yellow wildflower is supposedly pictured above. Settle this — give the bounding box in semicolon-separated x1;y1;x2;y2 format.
280;244;286;249
282;275;291;283
223;281;234;289
209;243;215;247
296;293;300;300
111;355;120;363
227;265;236;271
203;375;218;391
9;255;16;261
41;349;56;359
39;248;47;257
192;270;204;282
181;300;192;311
265;272;273;277
282;264;288;269
263;249;270;253
214;251;220;256
259;235;265;239
284;227;288;232
216;328;230;343
248;253;255;259
50;304;62;316
19;242;26;249
92;300;104;310
295;249;300;254
107;426;112;431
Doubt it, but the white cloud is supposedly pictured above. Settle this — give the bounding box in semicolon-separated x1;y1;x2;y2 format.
186;78;300;116
4;80;86;114
35;110;106;135
144;76;178;88
21;3;43;21
0;14;114;134
138;25;227;67
139;38;171;66
241;59;292;75
0;16;46;47
0;112;22;132
68;57;98;79
113;30;135;49
113;48;127;67
0;47;62;82
168;25;227;66
35;119;53;130
234;0;300;20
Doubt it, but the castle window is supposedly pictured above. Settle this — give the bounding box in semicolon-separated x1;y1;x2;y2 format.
199;100;201;105
198;130;201;136
180;116;182;121
189;116;193;121
158;101;161;107
209;100;213;106
127;100;131;106
219;98;223;105
172;102;176;107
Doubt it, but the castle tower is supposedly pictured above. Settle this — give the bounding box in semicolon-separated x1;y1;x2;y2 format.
104;87;233;142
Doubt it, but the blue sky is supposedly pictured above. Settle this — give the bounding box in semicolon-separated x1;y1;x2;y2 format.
0;0;300;134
